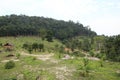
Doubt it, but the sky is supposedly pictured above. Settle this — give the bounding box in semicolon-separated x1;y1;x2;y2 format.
0;0;120;36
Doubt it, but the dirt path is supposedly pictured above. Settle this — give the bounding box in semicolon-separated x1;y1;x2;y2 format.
87;57;100;61
1;59;19;63
20;51;54;61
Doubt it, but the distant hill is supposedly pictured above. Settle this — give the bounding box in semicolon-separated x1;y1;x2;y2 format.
0;14;96;40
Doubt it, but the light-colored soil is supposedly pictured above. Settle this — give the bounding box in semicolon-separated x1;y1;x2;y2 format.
1;59;19;63
87;57;100;61
21;51;54;61
53;66;76;80
20;51;76;80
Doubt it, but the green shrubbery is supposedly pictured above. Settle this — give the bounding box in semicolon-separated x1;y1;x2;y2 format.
22;42;44;53
16;53;20;59
5;61;15;69
78;58;91;77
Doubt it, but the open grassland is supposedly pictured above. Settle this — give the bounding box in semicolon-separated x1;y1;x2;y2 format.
0;36;120;80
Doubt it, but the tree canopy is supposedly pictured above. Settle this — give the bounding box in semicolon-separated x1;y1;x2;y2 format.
0;14;97;40
104;35;120;62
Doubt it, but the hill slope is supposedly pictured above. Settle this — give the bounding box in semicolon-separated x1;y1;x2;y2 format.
0;14;96;40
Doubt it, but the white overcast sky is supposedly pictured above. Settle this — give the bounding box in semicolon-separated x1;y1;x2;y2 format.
0;0;120;36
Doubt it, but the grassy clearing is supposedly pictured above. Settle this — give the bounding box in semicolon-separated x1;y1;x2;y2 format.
0;36;120;80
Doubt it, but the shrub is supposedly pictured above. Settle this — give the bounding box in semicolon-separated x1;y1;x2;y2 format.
22;43;29;49
89;50;95;57
38;43;44;52
5;60;15;69
16;53;20;59
72;51;85;57
28;47;33;54
32;43;38;51
0;43;2;47
78;58;90;77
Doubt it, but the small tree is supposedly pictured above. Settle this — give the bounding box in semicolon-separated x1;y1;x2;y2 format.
82;39;91;51
99;54;106;67
46;30;53;42
32;43;38;51
100;58;104;67
39;28;47;40
38;43;44;52
89;50;95;57
59;45;64;53
0;43;2;47
5;60;15;69
78;58;90;77
22;43;29;49
28;48;33;54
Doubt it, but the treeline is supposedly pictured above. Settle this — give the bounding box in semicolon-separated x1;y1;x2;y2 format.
104;35;120;62
62;35;120;62
0;14;96;40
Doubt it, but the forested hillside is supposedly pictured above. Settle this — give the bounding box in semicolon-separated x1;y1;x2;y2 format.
0;14;96;40
0;14;120;80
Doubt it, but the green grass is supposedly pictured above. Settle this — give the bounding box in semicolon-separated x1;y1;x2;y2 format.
0;36;120;80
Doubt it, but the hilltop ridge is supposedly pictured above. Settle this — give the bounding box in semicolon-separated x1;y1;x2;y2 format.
0;14;96;40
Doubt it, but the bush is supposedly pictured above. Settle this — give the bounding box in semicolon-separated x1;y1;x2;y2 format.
32;43;38;51
5;60;15;69
22;43;29;49
38;43;44;52
28;47;33;54
78;58;90;77
0;43;2;47
16;53;20;59
89;50;95;57
72;51;85;57
95;53;102;58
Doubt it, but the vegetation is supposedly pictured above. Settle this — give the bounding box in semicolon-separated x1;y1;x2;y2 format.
78;58;90;77
0;14;96;40
0;14;120;80
104;35;120;62
0;36;119;80
5;60;15;69
16;53;20;59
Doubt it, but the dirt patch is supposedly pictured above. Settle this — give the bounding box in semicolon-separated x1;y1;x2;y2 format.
49;66;76;80
20;51;54;61
87;57;100;61
1;59;19;63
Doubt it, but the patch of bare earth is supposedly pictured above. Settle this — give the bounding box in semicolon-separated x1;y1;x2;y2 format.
20;51;61;64
1;59;19;63
48;66;76;80
21;51;54;61
87;57;100;61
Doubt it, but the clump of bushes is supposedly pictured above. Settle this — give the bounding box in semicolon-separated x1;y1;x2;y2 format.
72;51;85;57
22;43;44;53
5;60;15;69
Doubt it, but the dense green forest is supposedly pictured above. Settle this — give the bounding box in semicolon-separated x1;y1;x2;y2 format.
0;14;96;40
